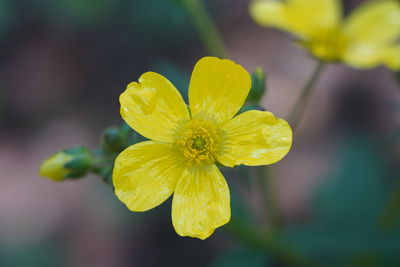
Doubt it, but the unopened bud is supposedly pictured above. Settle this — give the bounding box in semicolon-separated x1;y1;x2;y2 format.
102;126;128;153
247;67;267;104
39;146;92;181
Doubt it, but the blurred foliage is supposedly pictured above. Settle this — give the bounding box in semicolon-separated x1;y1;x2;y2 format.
32;0;193;48
284;133;400;266
0;238;65;267
123;0;190;40
211;246;269;267
0;0;14;38
37;0;115;26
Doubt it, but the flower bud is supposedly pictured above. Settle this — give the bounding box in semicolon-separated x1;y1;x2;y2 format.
101;126;130;153
247;67;266;104
39;146;92;181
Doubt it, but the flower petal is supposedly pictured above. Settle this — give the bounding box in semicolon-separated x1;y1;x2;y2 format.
172;164;230;240
249;0;288;29
188;57;251;124
113;141;182;212
342;43;389;69
344;1;400;45
385;45;400;70
286;0;342;38
250;0;341;39
217;110;292;167
120;72;190;143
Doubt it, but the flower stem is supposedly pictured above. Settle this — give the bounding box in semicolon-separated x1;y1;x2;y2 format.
228;219;317;267
288;62;325;131
378;178;400;230
179;0;228;58
253;166;281;233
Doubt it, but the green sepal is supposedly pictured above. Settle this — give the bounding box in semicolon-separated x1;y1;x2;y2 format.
246;67;266;104
63;146;92;178
101;126;125;153
239;104;265;114
99;165;113;186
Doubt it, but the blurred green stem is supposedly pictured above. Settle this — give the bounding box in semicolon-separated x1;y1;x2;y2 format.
378;178;400;230
228;219;317;267
288;61;325;131
252;166;281;233
180;0;228;58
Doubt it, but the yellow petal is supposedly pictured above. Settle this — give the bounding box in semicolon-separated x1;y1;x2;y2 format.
250;0;341;39
344;1;400;45
120;72;190;143
39;151;73;181
249;1;288;29
343;43;388;69
188;57;251;124
217;110;292;167
385;45;400;70
113;141;182;212
286;0;342;38
172;164;230;240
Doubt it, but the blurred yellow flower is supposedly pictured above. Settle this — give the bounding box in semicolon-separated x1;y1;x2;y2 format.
113;57;292;239
250;0;400;70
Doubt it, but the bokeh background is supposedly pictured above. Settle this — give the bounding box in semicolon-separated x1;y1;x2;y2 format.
1;0;400;266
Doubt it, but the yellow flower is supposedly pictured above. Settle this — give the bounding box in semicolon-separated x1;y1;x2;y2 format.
250;0;400;70
113;57;292;239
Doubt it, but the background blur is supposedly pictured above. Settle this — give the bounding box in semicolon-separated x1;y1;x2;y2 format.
1;0;400;266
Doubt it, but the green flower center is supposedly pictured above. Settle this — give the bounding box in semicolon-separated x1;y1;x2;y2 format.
191;136;206;151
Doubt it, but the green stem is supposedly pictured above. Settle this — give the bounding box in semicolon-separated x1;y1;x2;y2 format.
288;62;325;131
253;166;281;233
378;178;400;230
180;0;228;58
227;219;317;267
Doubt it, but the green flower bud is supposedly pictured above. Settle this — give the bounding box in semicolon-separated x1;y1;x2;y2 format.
101;126;128;153
247;67;267;104
39;146;92;181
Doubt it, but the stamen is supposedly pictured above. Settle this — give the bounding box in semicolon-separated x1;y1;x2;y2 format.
178;120;218;166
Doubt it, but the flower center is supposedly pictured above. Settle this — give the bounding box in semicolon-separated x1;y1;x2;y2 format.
178;120;217;165
191;136;206;151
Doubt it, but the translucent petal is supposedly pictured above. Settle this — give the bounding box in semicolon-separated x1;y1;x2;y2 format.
113;141;182;212
344;1;400;45
249;1;288;29
217;110;292;167
385;45;400;70
250;0;341;39
343;43;400;70
172;164;230;240
286;0;342;38
188;57;251;124
120;72;190;143
343;43;388;69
